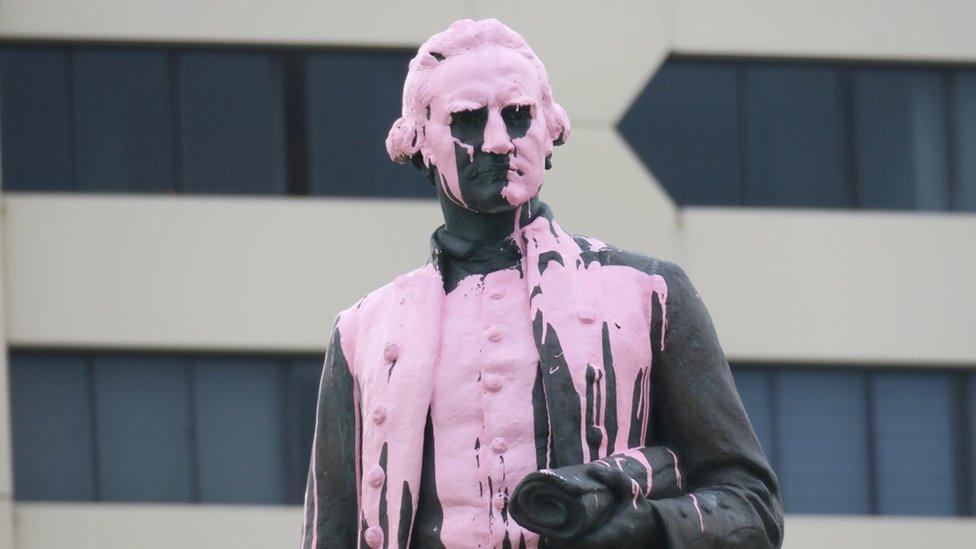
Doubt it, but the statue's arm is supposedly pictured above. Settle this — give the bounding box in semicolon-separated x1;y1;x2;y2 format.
647;262;784;548
300;318;360;549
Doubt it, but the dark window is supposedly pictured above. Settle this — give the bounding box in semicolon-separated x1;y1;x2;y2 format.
178;51;286;195
0;44;433;198
9;351;323;504
619;61;742;206
952;70;976;212
872;372;960;515
776;370;871;514
72;49;176;192
193;357;288;503
285;358;324;498
731;365;976;517
853;68;949;210
618;57;976;211
9;351;976;515
9;355;95;500
730;369;774;463
0;48;74;191
93;356;193;501
742;65;852;207
306;50;433;198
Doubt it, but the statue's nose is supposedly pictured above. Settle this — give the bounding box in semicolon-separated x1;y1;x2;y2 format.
482;109;514;155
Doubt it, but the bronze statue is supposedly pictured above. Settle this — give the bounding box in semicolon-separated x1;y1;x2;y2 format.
302;18;783;548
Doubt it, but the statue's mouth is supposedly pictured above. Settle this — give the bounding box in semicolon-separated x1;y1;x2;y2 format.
471;165;523;179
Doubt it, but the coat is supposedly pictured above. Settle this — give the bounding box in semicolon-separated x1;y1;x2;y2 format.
301;205;783;548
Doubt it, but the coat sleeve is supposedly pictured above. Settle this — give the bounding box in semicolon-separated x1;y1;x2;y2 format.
646;262;784;548
301;313;361;549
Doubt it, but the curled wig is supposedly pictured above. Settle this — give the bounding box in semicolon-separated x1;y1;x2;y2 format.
385;18;571;164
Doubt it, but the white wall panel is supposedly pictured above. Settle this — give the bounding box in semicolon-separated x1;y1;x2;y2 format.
472;0;670;125
785;515;976;549
11;504;976;549
671;0;976;62
681;208;976;365
4;194;975;365
0;0;472;48
1;194;439;352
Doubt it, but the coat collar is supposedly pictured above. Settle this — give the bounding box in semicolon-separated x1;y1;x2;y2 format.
427;199;557;276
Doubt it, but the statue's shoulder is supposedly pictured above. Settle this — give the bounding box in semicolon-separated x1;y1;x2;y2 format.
569;232;684;281
336;262;438;328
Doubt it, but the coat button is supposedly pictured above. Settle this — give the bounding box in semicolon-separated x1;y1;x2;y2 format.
367;465;385;488
489;288;505;300
491;437;508;453
492;492;508;510
484;374;502;392
485;327;504;342
364;526;383;548
383;341;400;362
371;405;387;425
577;307;597;324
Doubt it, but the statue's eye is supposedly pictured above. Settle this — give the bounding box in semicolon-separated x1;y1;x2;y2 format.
502;105;532;126
450;108;487;127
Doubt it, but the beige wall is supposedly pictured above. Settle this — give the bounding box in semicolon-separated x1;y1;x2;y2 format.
11;504;976;549
5;191;975;365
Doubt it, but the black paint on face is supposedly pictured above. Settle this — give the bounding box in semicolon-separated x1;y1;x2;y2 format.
449;104;532;212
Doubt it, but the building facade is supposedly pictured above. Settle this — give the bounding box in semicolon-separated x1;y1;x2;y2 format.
1;1;975;548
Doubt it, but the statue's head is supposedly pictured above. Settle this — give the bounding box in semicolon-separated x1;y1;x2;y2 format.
386;18;571;213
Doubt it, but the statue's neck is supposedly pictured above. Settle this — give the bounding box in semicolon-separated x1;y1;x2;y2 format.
437;192;542;249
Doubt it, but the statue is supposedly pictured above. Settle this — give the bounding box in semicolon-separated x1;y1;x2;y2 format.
301;18;783;549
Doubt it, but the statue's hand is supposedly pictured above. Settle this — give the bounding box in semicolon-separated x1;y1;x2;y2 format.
551;465;666;549
510;463;666;549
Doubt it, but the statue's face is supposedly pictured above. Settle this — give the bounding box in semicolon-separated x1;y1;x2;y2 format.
422;47;552;213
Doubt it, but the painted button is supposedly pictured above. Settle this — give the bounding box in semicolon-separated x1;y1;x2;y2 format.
492;492;508;510
484;374;502;392
486;327;504;342
577;307;597;324
371;405;387;425
367;465;385;488
489;288;505;300
491;437;508;453
383;341;400;362
364;526;383;548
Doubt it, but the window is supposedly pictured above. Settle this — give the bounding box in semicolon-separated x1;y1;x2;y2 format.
8;351;322;504
10;351;976;514
733;365;976;516
620;57;976;211
0;44;433;199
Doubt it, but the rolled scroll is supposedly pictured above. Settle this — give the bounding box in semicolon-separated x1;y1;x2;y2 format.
509;446;685;539
509;464;615;539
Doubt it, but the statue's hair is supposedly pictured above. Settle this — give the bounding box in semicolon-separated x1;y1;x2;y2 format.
385;18;570;163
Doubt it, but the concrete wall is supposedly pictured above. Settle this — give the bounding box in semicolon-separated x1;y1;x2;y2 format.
12;504;976;549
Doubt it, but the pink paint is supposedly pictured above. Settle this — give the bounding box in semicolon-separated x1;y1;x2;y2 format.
690;494;706;534
316;18;675;547
666;447;682;490
332;211;672;546
630;478;641;509
386;19;570;209
621;447;654;496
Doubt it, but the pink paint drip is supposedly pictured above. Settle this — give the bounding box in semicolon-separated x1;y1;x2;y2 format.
630;478;641;509
386;19;570;210
690;494;705;534
621;447;654;497
666;447;682;490
304;18;689;549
